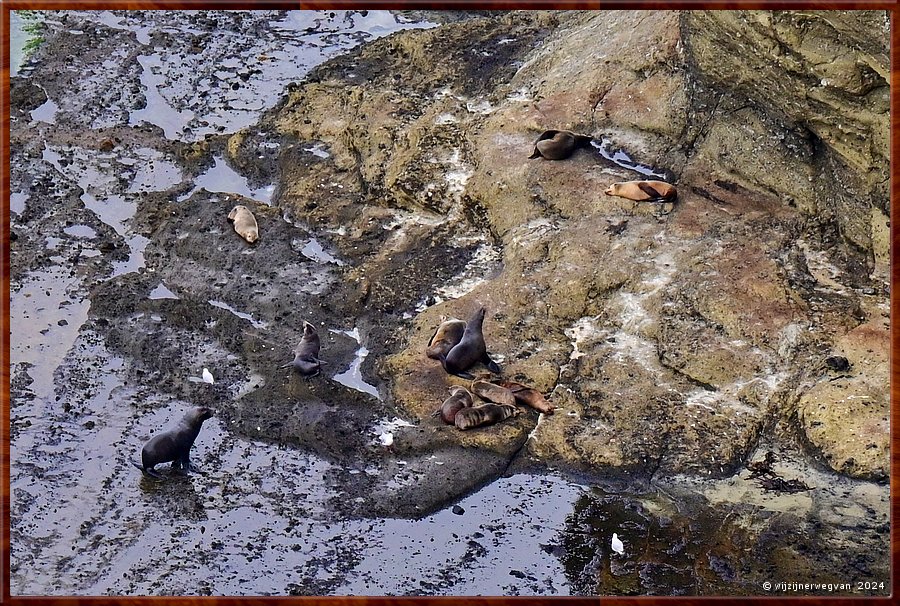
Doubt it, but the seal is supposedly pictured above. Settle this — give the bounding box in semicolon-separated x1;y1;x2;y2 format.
471;380;516;407
455;403;518;430
425;317;466;361
283;321;324;377
433;385;474;424
604;180;677;202
132;406;214;479
529;130;593;160
500;380;555;414
441;307;502;379
227;204;259;243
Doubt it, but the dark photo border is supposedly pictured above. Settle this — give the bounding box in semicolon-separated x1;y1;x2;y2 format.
1;1;896;604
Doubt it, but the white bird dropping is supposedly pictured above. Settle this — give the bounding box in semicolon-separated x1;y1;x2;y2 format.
611;533;624;555
202;368;214;384
378;432;394;447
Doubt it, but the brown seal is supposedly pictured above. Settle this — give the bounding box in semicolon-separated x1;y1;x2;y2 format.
433;385;474;424
426;317;466;360
227;204;259;243
441;307;501;379
604;180;677;202
455;403;518;430
471;380;516;407
500;380;555;415
283;321;323;377
132;406;214;478
529;130;593;160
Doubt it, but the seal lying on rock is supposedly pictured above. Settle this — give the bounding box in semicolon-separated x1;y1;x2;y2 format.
604;180;677;202
500;380;554;414
440;307;502;379
471;380;516;407
132;406;214;479
227;204;259;243
455;403;518;430
433;385;474;424
425;317;466;360
283;321;324;377
529;130;594;160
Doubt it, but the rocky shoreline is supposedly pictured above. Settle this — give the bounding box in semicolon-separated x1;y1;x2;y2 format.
9;9;889;596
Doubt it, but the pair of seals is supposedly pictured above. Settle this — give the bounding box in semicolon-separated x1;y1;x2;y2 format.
604;180;677;202
529;130;594;160
132;406;214;478
427;308;501;379
433;385;474;424
227;205;259;243
425;317;466;360
283;321;324;377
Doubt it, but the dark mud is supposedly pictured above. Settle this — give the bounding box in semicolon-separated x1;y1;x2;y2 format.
8;9;889;597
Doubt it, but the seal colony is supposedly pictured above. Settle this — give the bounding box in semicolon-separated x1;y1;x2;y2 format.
133;123;673;478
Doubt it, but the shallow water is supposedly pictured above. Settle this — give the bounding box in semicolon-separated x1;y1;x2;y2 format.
9;9;889;597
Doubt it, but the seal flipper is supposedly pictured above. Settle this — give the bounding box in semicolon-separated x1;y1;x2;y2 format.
484;355;501;374
529;149;541;159
451;370;476;380
637;181;662;200
133;461;164;479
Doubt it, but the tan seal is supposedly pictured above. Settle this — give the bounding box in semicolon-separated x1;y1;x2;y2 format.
500;380;554;415
604;180;677;202
471;380;516;407
426;317;466;361
455;403;518;430
227;204;259;243
433;385;474;425
529;130;593;160
441;307;501;379
132;406;214;478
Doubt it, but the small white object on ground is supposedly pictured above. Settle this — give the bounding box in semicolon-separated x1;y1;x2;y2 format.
611;533;624;555
202;368;214;384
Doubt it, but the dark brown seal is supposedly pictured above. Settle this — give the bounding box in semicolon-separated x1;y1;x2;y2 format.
426;317;466;360
471;380;516;407
500;380;555;415
132;406;214;478
433;385;474;424
529;130;593;160
441;307;501;379
604;180;677;202
455;403;518;430
283;321;324;377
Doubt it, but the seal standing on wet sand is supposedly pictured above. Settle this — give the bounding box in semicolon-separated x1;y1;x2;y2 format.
283;321;324;377
227;204;259;243
529;130;594;160
455;403;518;430
425;317;466;360
604;180;677;202
433;385;474;424
500;380;555;414
132;406;214;479
441;307;501;379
